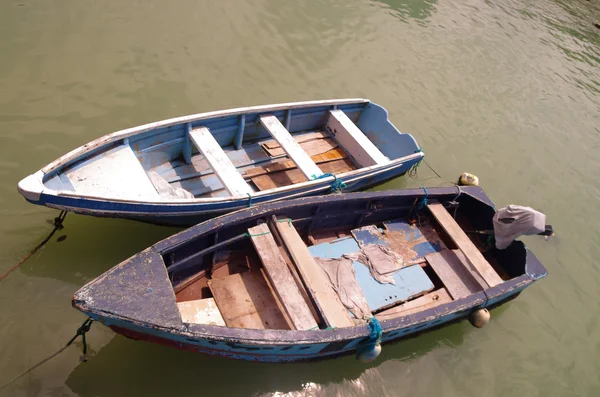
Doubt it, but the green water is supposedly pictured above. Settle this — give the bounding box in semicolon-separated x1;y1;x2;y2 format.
1;0;599;395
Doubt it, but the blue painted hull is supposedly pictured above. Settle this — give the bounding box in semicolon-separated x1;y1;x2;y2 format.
83;276;528;362
72;187;548;363
30;157;420;226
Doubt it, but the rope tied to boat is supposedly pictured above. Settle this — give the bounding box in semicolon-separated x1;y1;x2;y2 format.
356;317;383;360
311;173;347;193
0;210;67;283
246;193;253;207
0;317;93;392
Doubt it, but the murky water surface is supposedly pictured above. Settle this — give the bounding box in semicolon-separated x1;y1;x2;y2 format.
1;0;599;395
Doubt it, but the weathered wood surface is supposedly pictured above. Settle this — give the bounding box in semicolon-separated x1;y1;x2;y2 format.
264;137;338;158
274;218;354;328
327;110;389;167
376;288;452;320
177;298;226;326
189;127;252;196
262;131;329;149
244;148;347;179
251;158;355;191
451;249;489;289
427;203;503;287
425;250;484;300
65;145;160;200
248;224;318;330
260;115;324;179
208;272;290;329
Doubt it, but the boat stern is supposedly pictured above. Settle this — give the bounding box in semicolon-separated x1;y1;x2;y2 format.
17;170;45;203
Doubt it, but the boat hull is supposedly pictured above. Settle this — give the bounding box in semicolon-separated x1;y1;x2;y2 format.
26;157;420;226
72;187;547;362
85;278;529;363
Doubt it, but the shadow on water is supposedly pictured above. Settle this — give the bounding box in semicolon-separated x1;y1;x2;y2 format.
64;319;478;397
370;0;438;24
21;214;181;285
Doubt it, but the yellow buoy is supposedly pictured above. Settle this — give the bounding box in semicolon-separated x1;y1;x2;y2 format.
469;308;490;328
458;172;479;186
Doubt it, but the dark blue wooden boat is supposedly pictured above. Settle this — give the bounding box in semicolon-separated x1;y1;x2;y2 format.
72;187;547;363
17;99;423;226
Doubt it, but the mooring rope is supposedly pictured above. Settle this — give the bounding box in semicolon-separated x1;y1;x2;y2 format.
0;210;67;283
0;318;93;392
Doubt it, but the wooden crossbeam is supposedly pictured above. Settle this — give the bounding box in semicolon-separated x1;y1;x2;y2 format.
260;115;323;179
189;127;252;196
327;110;389;167
427;203;503;287
248;224;318;331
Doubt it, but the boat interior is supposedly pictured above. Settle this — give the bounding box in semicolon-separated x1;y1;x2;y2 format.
41;101;420;200
165;194;528;330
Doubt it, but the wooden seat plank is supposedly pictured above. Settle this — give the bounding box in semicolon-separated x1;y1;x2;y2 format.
177;298;226;326
248;224;318;331
208;272;290;330
327;110;389;167
425;250;484;300
260;115;324;179
427;203;503;287
376;288;452;320
189;127;252;196
274;218;354;328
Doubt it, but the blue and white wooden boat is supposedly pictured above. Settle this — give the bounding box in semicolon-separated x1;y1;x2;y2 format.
72;187;548;363
17;99;423;226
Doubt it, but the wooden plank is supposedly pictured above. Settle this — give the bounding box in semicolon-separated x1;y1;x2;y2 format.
452;249;489;289
177;298;226;326
248;224;318;331
189;127;252;196
262;131;329;149
376;288;452;320
251;158;355;191
260;115;324;179
264;137;337;157
427;203;503;287
327;109;389;167
244;148;346;179
425;250;483;300
208;272;290;329
274;218;354;328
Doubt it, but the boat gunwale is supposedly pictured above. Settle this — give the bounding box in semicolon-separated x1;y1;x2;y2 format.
45;152;423;206
72;187;545;346
40;98;369;175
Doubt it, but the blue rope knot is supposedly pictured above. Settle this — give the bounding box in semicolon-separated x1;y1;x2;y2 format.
357;317;383;354
311;173;347;193
417;186;428;210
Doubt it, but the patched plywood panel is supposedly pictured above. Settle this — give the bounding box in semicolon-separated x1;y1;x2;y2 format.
177;298;226;326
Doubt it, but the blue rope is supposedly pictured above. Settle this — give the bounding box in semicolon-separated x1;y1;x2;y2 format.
357;317;383;354
312;173;347;192
246;193;253;207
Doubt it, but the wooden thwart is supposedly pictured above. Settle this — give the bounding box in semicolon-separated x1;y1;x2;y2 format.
327;110;389;167
260;115;324;179
189;127;252;196
427;203;503;287
244;148;347;179
425;250;485;300
262;131;329;150
274;218;354;328
208;272;290;330
251;158;354;191
376;288;452;320
248;224;318;331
